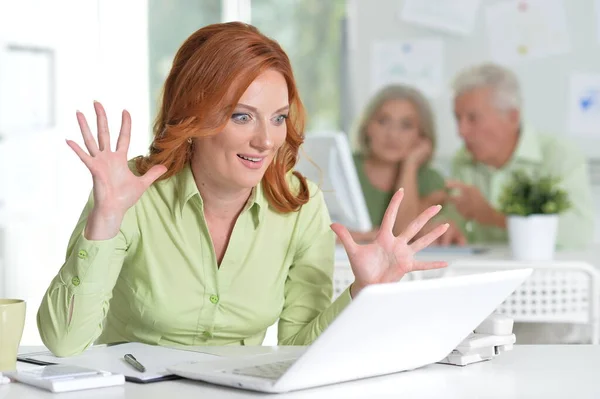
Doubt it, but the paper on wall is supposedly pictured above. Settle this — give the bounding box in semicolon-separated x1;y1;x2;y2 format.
484;0;570;65
596;0;600;45
567;73;600;138
370;38;444;98
400;0;481;36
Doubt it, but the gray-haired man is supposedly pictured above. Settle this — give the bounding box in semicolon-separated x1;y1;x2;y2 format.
446;63;594;250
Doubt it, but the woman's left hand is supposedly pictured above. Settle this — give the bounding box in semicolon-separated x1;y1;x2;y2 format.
331;188;449;298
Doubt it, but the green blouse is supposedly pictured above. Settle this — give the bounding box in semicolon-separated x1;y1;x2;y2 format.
353;154;446;226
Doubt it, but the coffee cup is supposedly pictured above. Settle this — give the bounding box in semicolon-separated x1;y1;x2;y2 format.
0;299;26;371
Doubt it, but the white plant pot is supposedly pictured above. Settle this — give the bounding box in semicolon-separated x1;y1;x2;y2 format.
507;214;559;261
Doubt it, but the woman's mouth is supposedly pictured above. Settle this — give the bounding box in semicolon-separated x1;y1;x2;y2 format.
237;154;265;169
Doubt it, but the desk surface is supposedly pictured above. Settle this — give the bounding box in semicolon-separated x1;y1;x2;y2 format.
3;345;599;398
337;244;600;263
336;244;600;280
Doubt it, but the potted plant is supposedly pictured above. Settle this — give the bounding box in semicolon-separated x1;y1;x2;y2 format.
498;170;570;261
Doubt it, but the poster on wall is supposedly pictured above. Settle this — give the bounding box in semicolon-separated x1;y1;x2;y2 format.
400;0;481;36
485;0;570;65
567;73;600;138
370;38;444;98
596;0;600;45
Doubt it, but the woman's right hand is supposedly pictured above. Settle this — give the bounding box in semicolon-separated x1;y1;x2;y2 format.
67;101;167;240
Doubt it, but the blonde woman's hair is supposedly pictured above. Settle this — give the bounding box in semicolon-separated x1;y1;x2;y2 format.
352;84;437;162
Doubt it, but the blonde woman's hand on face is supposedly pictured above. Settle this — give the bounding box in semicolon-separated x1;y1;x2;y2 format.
406;137;433;167
66;102;167;240
331;189;449;298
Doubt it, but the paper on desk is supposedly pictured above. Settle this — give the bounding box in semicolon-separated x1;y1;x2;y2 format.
18;342;220;383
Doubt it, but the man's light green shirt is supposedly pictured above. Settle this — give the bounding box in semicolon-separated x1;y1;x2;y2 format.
38;163;352;357
451;125;594;249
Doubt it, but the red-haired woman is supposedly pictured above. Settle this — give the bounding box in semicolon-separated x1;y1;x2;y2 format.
38;22;449;356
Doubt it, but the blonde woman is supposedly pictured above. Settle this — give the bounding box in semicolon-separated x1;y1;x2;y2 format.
351;85;456;243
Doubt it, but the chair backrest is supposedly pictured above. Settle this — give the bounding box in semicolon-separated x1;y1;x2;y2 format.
332;263;421;299
443;260;600;325
333;264;355;300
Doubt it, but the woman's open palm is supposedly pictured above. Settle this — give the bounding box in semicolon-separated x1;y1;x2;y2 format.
66;102;167;216
331;189;449;297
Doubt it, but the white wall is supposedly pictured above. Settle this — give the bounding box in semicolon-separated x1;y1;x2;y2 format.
346;0;600;242
0;0;150;345
347;0;600;160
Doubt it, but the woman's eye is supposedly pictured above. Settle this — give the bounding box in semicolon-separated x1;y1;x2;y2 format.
274;114;288;125
401;121;415;130
232;113;251;123
376;118;386;125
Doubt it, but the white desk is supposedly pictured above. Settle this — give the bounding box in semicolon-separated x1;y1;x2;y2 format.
424;244;600;264
417;244;600;280
3;345;600;398
336;244;600;265
335;244;600;281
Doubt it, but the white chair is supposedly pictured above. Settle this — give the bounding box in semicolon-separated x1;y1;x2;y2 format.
443;260;600;344
332;263;419;300
333;264;355;299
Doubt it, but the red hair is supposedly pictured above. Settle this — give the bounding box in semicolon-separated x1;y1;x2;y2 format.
136;22;309;213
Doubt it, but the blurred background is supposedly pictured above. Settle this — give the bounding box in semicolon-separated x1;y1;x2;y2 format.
1;0;599;345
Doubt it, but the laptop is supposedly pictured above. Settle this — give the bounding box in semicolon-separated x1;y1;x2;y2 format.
169;269;532;393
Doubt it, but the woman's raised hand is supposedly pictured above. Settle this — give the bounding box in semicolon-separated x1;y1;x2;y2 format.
67;102;167;239
331;189;449;298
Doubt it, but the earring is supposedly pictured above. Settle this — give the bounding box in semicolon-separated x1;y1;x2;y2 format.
187;138;192;144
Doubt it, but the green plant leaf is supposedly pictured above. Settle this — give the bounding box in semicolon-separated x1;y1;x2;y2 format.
498;169;571;216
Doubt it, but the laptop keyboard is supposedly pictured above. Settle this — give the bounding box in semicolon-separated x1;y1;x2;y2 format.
224;359;295;380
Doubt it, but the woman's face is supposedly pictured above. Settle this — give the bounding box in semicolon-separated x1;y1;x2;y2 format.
192;69;289;191
366;99;422;163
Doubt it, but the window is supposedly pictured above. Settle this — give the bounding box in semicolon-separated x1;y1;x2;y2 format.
148;0;347;132
251;0;347;131
148;0;221;122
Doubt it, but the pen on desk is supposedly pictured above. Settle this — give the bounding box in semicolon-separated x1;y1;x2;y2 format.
123;353;146;372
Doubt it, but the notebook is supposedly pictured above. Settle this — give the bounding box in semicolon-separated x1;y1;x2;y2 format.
18;342;221;383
